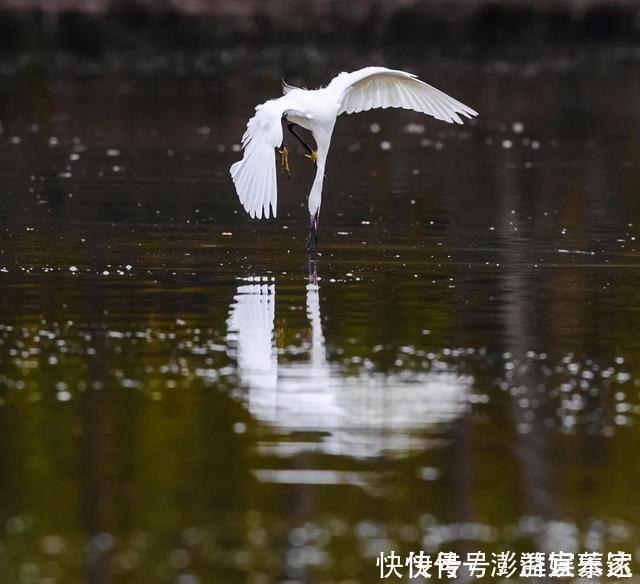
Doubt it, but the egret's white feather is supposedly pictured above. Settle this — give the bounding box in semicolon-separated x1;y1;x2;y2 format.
230;99;284;219
281;79;301;95
329;66;477;124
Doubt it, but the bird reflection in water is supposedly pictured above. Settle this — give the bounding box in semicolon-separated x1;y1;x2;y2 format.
225;275;278;393
225;258;332;425
305;258;327;377
226;259;472;460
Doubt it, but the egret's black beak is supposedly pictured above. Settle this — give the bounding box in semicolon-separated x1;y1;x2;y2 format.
307;212;319;250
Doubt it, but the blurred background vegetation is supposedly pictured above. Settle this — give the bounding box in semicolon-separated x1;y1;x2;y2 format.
0;0;639;54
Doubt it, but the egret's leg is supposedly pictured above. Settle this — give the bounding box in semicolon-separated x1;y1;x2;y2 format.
288;123;318;169
287;123;312;154
307;211;319;250
278;145;290;178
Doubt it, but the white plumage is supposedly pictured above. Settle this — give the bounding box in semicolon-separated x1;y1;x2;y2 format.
230;100;284;220
328;67;476;122
230;66;478;239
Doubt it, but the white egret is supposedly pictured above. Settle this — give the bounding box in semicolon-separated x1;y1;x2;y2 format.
230;66;478;247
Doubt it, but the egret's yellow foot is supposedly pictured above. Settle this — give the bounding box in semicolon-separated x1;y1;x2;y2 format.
278;146;290;177
305;150;318;166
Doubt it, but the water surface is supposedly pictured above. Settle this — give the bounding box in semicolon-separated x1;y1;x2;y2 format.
1;49;640;582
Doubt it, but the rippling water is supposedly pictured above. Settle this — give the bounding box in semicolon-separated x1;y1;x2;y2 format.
1;48;640;582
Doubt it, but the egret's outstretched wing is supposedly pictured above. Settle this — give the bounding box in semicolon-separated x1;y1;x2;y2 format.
230;100;285;219
329;66;477;124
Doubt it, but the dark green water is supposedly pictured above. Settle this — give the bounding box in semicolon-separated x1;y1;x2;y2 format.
1;49;640;583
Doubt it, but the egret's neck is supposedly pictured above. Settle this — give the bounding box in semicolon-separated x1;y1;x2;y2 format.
308;133;332;216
